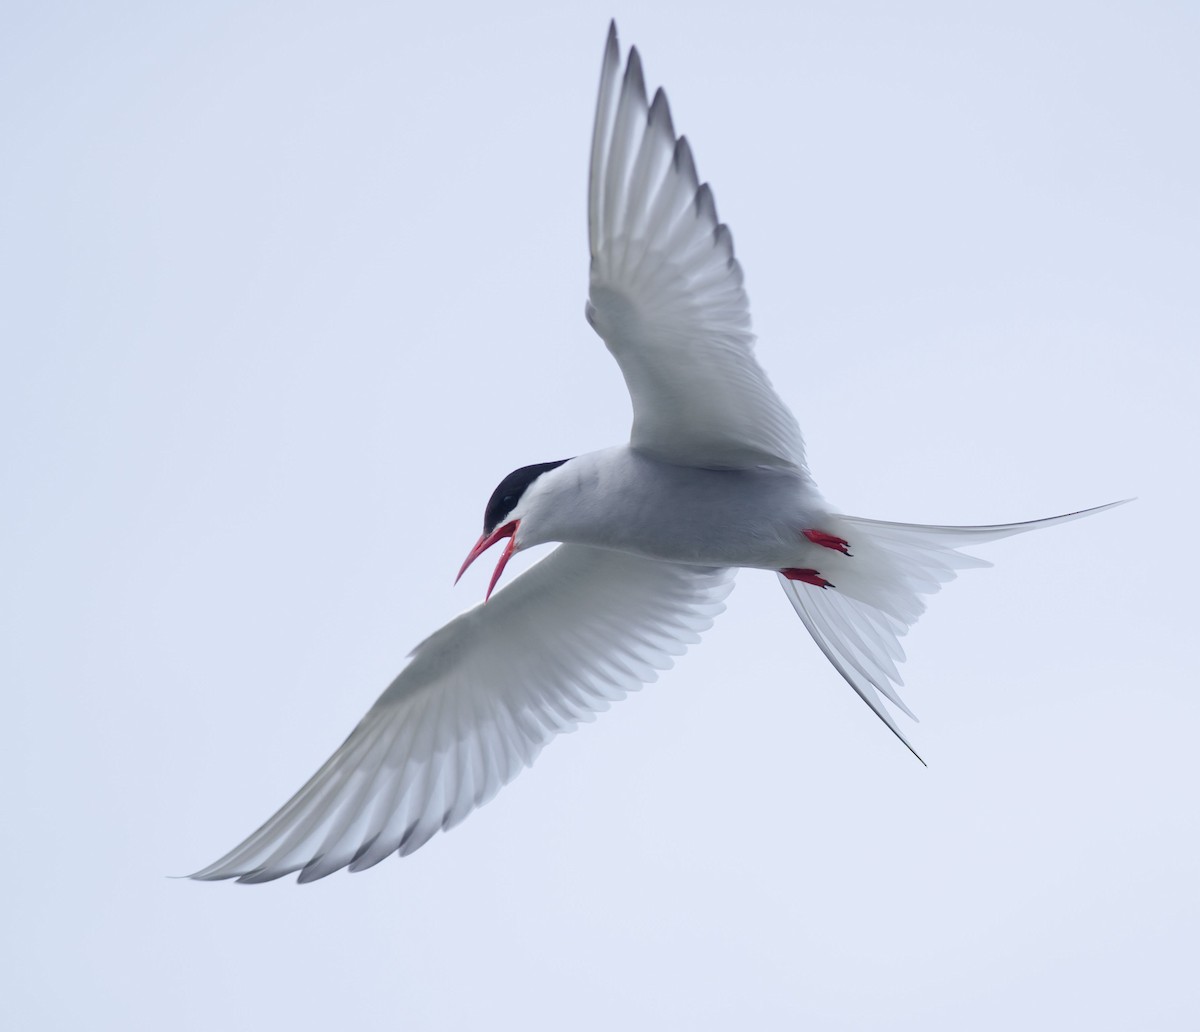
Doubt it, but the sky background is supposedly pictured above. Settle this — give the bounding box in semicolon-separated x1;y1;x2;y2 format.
3;1;1197;1029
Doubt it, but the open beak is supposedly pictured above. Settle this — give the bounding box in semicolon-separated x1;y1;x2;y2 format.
455;520;519;602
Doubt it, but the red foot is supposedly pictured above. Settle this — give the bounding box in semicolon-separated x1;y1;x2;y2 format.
781;567;834;589
803;529;852;555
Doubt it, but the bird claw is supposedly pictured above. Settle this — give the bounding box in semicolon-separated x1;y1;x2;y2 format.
781;568;834;589
803;529;852;555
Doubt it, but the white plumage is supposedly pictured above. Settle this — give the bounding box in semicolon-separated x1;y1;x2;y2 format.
587;28;805;471
192;548;731;883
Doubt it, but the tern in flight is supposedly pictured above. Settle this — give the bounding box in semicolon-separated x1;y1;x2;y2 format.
191;23;1124;883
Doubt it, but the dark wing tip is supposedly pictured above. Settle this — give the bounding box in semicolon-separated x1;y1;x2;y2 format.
694;181;717;225
673;135;698;187
713;222;735;265
602;21;620;74
647;86;675;141
624;46;648;106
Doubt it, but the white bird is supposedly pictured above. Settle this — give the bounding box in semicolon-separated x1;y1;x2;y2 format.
191;23;1124;883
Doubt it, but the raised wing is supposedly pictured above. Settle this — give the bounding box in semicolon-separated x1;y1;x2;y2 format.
777;502;1129;761
586;22;805;472
190;546;734;883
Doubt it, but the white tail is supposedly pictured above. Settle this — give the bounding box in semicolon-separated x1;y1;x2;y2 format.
778;501;1130;762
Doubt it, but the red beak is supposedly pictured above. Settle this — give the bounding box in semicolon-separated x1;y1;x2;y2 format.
455;520;519;601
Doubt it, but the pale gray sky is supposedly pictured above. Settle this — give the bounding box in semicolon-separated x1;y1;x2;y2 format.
3;2;1197;1029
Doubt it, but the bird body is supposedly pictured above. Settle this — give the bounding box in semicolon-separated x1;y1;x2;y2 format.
514;446;826;570
190;23;1125;884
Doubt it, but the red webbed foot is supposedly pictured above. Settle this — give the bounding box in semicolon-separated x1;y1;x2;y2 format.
781;567;834;589
803;529;852;555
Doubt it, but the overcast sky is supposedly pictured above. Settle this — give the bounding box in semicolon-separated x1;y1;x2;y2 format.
3;2;1197;1029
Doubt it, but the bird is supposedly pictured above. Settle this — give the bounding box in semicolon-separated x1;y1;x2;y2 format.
190;22;1125;883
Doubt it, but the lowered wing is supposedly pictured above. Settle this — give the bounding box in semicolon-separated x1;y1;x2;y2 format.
191;545;734;883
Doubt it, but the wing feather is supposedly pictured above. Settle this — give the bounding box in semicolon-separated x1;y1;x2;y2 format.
190;545;734;883
586;23;805;471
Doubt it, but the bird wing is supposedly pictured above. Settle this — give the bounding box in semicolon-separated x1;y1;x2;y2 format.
777;502;1128;762
586;22;805;472
190;545;734;883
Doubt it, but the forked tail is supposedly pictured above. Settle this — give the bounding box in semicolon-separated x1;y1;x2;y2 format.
778;501;1130;762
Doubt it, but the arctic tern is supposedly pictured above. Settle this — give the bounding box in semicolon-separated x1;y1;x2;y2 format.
191;23;1124;883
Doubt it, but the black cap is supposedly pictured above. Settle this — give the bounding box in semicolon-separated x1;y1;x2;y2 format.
483;459;570;534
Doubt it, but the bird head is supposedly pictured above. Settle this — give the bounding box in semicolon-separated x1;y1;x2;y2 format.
456;459;570;600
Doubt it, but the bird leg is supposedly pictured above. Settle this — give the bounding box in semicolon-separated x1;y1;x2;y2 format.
781;568;834;589
803;529;852;555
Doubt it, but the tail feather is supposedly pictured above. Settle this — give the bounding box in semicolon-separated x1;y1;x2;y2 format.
779;500;1130;762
